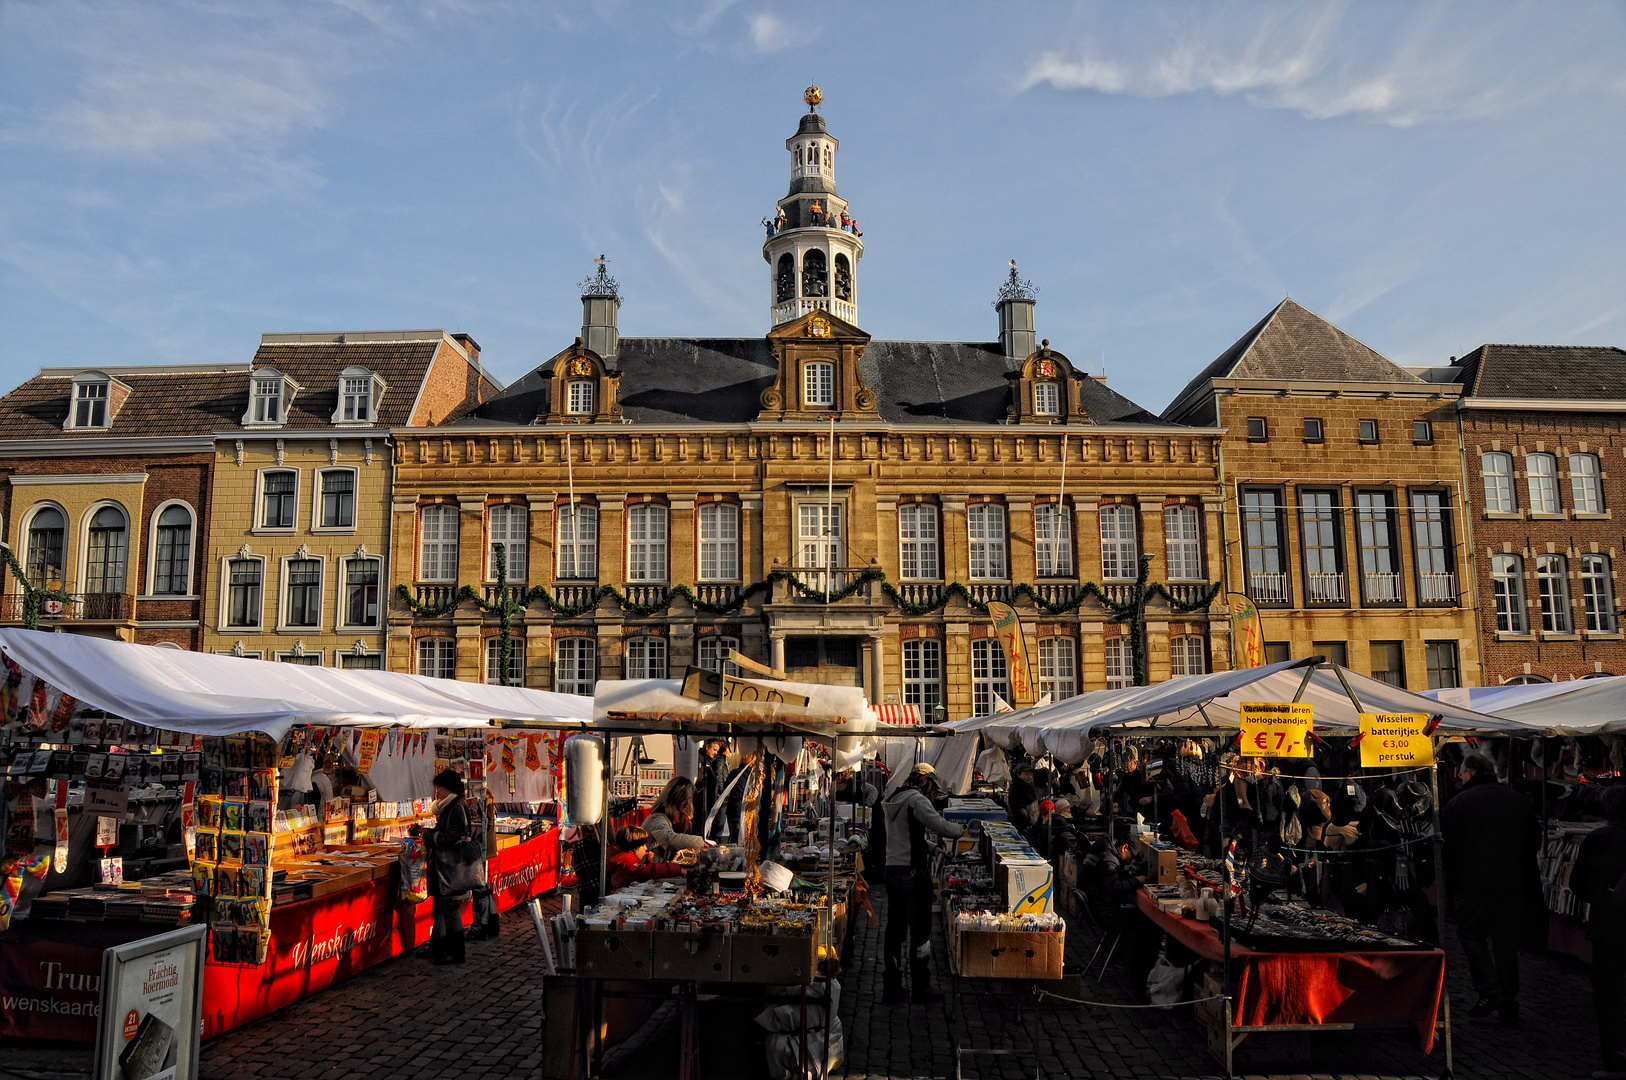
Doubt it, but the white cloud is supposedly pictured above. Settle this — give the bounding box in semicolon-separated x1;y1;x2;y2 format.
748;11;792;52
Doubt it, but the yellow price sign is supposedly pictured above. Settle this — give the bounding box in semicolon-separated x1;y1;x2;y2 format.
1239;702;1313;758
1358;712;1434;768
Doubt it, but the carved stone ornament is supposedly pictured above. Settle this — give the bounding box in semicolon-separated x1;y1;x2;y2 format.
760;387;784;410
296;543;310;557
231;641;246;657
238;543;253;559
234;439;244;467
352;639;369;656
354;542;369;557
275;439;286;465
855;387;876;410
329;439;339;465
364;438;374;466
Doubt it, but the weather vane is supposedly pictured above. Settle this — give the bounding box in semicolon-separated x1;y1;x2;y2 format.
804;84;822;111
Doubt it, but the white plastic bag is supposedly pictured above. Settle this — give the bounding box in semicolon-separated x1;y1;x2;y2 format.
1146;954;1186;1009
765;1017;844;1080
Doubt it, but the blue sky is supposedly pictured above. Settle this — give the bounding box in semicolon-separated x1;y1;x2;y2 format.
2;1;1624;414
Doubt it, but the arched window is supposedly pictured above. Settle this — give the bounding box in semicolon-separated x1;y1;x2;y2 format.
25;507;66;590
85;506;128;593
1526;453;1560;514
152;504;193;595
1491;554;1526;633
1570;453;1604;514
794;144;802;166
1535;554;1571;633
823;144;832;167
1481;452;1515;513
801;249;828;298
776;254;796;303
833;254;852;301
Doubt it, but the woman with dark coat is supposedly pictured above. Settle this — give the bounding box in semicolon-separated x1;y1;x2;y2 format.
418;769;474;965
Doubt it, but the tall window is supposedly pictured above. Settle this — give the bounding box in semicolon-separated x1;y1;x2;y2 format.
25;508;65;589
1481;452;1516;513
1411;491;1453;601
1299;491;1342;603
1034;382;1060;416
567;381;594;414
899;504;941;580
698;635;741;676
1356;491;1401;602
1036;638;1076;700
1242;490;1286;604
1570;454;1604;514
1536;554;1571;633
319;470;355;529
261;471;297;529
554;638;596;695
417;638;455;680
1581;555;1616;632
1370;641;1404;686
1163;506;1202;581
557;505;598;579
967;504;1007;580
970;639;1011;715
1425;642;1460;689
226;558;262;627
698;503;739;581
419;504;459;582
251;377;283;424
798;504;842;571
902;639;942;716
487;504;528;581
1526;453;1560;514
485;637;526;686
1104;638;1133;689
344;558;380;627
72;379;109;428
339;374;373;422
1170;635;1207;677
1491;555;1527;633
1034;504;1073;578
85;506;128;593
152;505;192;595
1099;505;1138;581
626;504;669;581
624;636;667;679
803;362;834;407
284;558;322;627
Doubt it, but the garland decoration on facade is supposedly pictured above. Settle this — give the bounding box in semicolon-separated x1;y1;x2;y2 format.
0;546;78;632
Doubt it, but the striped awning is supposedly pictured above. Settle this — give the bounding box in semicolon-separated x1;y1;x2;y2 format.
875;703;921;725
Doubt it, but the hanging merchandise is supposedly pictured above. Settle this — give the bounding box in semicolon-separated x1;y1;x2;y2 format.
356;729;385;774
525;734;542;772
49;692;76;732
1;656;21;719
26;678;47;729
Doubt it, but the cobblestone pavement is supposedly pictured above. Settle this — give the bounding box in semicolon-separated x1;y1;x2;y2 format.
0;890;1605;1080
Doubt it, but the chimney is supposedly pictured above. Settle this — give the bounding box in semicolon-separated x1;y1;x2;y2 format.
994;262;1037;365
452;333;480;363
579;257;621;360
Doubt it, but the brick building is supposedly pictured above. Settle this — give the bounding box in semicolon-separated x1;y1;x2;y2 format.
1440;345;1626;683
1163;299;1481;691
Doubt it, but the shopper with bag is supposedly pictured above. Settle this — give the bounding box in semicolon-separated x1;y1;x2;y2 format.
415;769;481;966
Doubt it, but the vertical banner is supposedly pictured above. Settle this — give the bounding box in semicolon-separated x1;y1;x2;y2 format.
985;601;1035;706
1228;593;1264;669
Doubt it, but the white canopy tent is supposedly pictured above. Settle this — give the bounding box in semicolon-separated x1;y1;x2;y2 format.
0;628;593;742
1425;676;1626;735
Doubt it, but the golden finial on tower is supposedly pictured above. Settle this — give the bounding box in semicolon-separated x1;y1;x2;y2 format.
804;84;823;111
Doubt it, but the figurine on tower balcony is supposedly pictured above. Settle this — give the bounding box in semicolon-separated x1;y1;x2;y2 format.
810;200;825;225
839;210;851;232
775;207;788;233
762;216;775;238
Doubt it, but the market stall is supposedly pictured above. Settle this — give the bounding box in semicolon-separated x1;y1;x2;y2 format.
0;629;590;1041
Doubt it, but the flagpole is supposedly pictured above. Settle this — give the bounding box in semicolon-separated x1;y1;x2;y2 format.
825;413;836;601
565;430;577;576
1058;430;1069;573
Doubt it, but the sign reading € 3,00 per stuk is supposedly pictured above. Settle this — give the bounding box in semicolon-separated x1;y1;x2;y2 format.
1358;712;1435;768
1239;702;1314;758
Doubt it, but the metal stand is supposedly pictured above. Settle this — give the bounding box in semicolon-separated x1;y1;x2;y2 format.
948;966;1043;1080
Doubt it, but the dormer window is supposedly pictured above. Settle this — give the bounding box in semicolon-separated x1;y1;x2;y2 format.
567;381;595;415
1034;382;1059;416
247;372;285;425
804;362;834;407
72;377;108;428
332;366;383;424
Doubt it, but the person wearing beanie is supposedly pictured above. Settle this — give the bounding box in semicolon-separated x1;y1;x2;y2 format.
417;769;472;964
881;761;964;1004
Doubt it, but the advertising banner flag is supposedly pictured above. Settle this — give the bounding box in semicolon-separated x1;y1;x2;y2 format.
985;601;1035;706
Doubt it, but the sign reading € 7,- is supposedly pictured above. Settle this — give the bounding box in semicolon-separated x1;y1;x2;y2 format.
1358;712;1434;768
1239;702;1314;758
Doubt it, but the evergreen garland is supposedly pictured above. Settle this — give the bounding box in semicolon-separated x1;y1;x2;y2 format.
0;546;79;632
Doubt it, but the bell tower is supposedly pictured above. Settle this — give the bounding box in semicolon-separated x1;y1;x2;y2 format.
763;86;864;328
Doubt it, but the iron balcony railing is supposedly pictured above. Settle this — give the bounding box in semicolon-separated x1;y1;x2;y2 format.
1248;572;1290;606
1305;572;1347;605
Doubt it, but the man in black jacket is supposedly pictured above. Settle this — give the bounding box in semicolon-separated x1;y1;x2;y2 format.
881;763;964;1004
1571;784;1626;1077
1441;752;1539;1025
693;739;730;841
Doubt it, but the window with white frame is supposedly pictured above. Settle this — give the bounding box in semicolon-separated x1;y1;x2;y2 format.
25;506;66;590
338;370;375;423
417;637;455;679
485;636;526;685
902;639;943;716
1100;504;1138;580
1491;555;1527;634
554;637;596;695
318;469;355;529
85;506;129;593
797;503;842;571
803;362;834;407
567;381;594;415
698;635;741;676
283;558;322;628
152;504;193;595
557;505;598;579
340;652;382;670
1034;504;1073;578
261;470;297;530
419;504;459;582
71;376;109;428
1481;452;1516;513
1164;505;1203;581
626;504;669;581
226;557;263;628
249;374;285;424
487;504;528;581
1034;382;1060;416
1570;454;1604;514
1536;554;1571;633
1037;638;1077;700
1526;453;1560;514
698;503;739;581
1104;637;1133;689
342;557;380;628
1581;554;1616;632
1170;635;1207;677
970;639;1010;716
278;651;321;666
899;504;940;580
967;504;1007;580
624;636;667;679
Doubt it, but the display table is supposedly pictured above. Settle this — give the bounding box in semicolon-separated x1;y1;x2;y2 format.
1134;889;1445;1052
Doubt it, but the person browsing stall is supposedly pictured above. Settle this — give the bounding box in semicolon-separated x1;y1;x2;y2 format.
882;762;964;1005
1571;784;1626;1077
643;776;723;861
608;825;688;892
414;769;474;966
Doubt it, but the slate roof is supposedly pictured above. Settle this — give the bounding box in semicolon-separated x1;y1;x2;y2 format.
250;340;445;428
460;337;1163;428
1163;298;1420;423
1452;344;1626;401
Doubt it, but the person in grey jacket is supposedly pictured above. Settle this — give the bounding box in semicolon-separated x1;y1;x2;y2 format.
881;762;964;1004
642;777;722;861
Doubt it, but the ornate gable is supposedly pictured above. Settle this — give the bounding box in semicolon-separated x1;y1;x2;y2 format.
758;309;875;421
537;339;622;424
1006;340;1089;424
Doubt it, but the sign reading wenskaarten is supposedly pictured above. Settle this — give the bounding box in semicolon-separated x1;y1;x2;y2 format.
1239;702;1313;758
1358;712;1434;768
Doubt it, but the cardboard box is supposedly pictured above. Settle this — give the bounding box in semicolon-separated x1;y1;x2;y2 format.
996;859;1055;914
576;929;653;980
729;933;816;985
1133;837;1178;886
651;929;732;981
952;927;1065;980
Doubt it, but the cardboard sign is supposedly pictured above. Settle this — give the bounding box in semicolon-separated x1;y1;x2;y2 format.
679;667;810;707
84;781;129;819
1239;702;1313;758
1359;712;1435;768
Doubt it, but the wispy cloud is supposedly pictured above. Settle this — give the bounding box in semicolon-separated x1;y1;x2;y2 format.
748;11;792;52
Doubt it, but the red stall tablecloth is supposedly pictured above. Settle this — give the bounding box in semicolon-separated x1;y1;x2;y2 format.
1134;889;1445;1051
